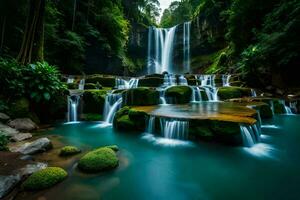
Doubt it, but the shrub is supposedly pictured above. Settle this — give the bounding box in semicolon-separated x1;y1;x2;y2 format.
78;147;119;173
22;167;67;190
60;146;81;156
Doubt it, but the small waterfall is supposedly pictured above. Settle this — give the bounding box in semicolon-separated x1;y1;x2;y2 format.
146;116;156;134
191;86;202;102
115;78;139;89
78;79;85;90
68;95;80;122
163;74;176;86
284;105;293;115
159;89;167;104
128;78;139;88
195;75;218;101
178;75;188;85
67;76;74;84
103;93;123;124
222;74;231;87
160;118;189;140
147;26;178;74
251;89;257;97
183;21;191;73
240;123;261;147
289;101;298;113
202;86;219;101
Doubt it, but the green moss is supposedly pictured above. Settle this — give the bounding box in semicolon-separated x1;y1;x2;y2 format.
138;77;164;87
274;102;286;114
83;113;102;121
83;90;108;114
78;147;119;173
22;167;67;190
165;86;192;104
189;120;214;138
105;145;119;152
85;75;115;87
84;83;97;89
60;146;81;156
259;104;273;119
123;88;159;106
210;121;241;136
218;87;252;100
144;74;164;78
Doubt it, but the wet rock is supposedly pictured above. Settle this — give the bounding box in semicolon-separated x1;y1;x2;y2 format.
10;138;52;155
0;175;21;198
0;123;19;137
20;155;35;161
18;162;48;177
11;133;32;142
0;113;10;123
8;118;38;131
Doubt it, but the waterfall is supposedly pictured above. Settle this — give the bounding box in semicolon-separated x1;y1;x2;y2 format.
159;89;167;104
147;26;177;74
240;123;261;147
78;79;85;90
195;75;218;101
289;101;298;113
178;75;188;85
68;95;80;122
103;93;123;124
183;22;191;73
67;76;74;84
163;74;176;86
115;78;139;89
279;100;294;115
222;75;231;87
146;116;156;134
128;78;139;88
160;118;189;140
191;86;202;102
251;89;257;97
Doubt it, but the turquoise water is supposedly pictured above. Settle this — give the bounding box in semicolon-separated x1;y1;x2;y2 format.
42;115;300;200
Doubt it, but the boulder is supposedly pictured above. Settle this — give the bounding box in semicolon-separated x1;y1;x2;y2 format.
123;88;160;106
8;118;38;131
11;133;32;142
0;123;19;137
83;90;107;114
165;86;192;104
0;113;10;123
0;175;21;198
218;87;252;100
10;138;52;155
18;162;48;177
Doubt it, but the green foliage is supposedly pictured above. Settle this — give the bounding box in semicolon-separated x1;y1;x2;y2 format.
83;113;102;121
60;146;81;156
78;147;119;173
0;135;9;151
10;98;30;118
22;167;68;190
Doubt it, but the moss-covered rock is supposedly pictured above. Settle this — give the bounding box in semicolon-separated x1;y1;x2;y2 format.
84;83;97;89
67;83;78;89
273;102;286;114
165;86;192;104
138;77;164;87
82;113;102;121
10;98;30;118
85;75;115;87
144;74;164;78
106;145;119;152
218;87;252;100
123;88;159;106
83;90;107;114
258;104;273;119
60;146;81;156
78;147;118;173
22;167;67;190
113;107;147;132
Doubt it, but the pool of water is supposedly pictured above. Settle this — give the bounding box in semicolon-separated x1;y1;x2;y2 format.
34;115;300;200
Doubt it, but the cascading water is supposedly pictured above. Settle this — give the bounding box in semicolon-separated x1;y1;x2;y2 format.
183;22;191;73
147;26;177;74
158;89;167;104
251;89;257;97
240;123;261;147
191;86;202;102
67;76;74;84
78;79;85;90
163;74;176;86
196;75;219;101
178;75;188;85
160;118;189;140
103;93;123;124
146;116;156;134
222;74;231;87
128;78;139;88
68;95;80;122
115;78;139;89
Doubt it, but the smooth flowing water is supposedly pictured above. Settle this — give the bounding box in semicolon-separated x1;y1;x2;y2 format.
183;22;191;73
67;95;80;122
37;115;300;200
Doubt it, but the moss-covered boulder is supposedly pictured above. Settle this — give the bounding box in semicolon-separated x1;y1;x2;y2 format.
165;86;192;104
144;74;164;78
123;88;159;106
85;75;115;87
106;145;119;152
82;113;102;121
83;90;107;114
78;147;118;173
22;167;67;190
138;77;164;87
10;98;30;118
273;101;286;114
113;107;147;132
218;87;252;100
84;83;97;89
60;146;81;156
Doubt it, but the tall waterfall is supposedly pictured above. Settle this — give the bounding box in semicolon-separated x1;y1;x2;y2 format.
68;95;80;122
240;123;261;147
160;118;189;140
183;22;191;73
147;26;178;74
103;93;123;124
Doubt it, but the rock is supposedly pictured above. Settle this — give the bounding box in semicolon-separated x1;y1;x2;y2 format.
10;138;52;155
0;175;21;198
122;87;160;106
8;118;38;131
165;86;192;104
0;113;10;122
218;87;252;100
0;123;19;137
11;133;32;142
20;155;35;161
59;146;81;156
18;162;48;177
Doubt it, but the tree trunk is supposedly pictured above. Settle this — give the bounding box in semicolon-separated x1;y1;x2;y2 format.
17;0;45;64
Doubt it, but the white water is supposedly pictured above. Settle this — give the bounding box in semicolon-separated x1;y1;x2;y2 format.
191;86;202;102
163;74;176;86
103;93;123;124
78;79;85;90
240;123;261;147
160;118;189;140
251;89;257;97
67;76;74;84
196;75;219;101
147;26;178;74
158;89;167;105
115;78;139;89
146;116;156;134
178;75;188;85
222;74;231;87
183;22;191;73
68;95;80;122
